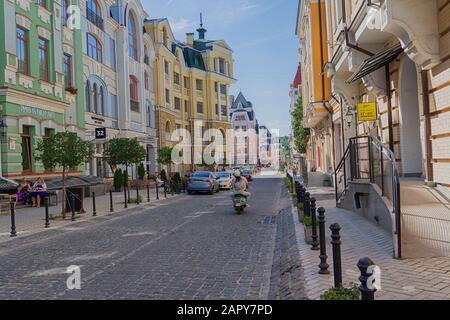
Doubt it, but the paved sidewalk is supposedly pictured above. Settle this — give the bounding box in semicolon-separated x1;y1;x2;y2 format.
0;188;182;244
294;186;450;300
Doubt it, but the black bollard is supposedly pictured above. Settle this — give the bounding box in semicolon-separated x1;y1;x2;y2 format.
136;185;140;204
92;192;97;216
310;198;319;251
44;196;50;228
156;183;159;200
357;257;377;300
147;183;150;202
164;183;167;198
304;192;311;217
318;207;329;274
109;190;114;212
330;223;343;288
124;186;128;209
300;186;305;203
10;202;17;237
71;193;76;221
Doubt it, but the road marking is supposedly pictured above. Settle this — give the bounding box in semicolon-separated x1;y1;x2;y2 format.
58;252;117;263
25;267;71;277
122;231;157;237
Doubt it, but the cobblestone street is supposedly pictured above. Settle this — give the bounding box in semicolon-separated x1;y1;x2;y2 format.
0;174;306;300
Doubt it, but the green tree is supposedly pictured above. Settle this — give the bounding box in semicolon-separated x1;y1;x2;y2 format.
104;137;146;178
36;132;93;217
291;97;310;154
157;146;174;176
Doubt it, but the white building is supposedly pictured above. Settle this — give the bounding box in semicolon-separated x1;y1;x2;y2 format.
81;0;157;178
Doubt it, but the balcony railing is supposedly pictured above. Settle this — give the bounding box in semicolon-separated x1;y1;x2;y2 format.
86;7;104;30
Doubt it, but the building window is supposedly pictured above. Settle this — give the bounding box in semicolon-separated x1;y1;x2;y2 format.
196;79;203;91
144;71;149;90
174;72;180;85
165;89;170;104
16;27;28;75
130;76;139;112
128;14;138;60
184;76;189;89
99;86;104;115
64;54;72;88
87;33;102;62
221;105;227;117
86;0;103;29
21;125;33;172
220;84;227;95
174;97;181;110
215;104;219;115
164;61;169;75
37;0;47;9
92;83;98;113
38;38;49;82
61;0;69;26
162;28;168;47
184;100;188;113
85;81;91;111
197;102;203;114
219;58;225;74
146;101;153;127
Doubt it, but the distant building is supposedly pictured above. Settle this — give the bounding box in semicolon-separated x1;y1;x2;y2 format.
230;92;258;166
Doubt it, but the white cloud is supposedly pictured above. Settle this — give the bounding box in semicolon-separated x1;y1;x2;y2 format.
169;17;197;38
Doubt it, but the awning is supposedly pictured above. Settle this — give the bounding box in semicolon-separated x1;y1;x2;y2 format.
346;43;404;84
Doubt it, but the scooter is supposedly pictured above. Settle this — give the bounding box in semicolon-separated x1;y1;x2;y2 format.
233;193;248;214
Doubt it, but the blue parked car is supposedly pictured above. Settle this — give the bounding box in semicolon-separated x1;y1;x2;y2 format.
187;171;220;195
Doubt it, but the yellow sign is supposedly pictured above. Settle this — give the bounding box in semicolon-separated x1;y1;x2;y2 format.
357;102;377;122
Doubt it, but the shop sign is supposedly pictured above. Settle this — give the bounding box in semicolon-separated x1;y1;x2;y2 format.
20;106;55;119
357;102;377;122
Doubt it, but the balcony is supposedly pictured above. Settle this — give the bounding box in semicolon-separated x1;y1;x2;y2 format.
86;8;104;30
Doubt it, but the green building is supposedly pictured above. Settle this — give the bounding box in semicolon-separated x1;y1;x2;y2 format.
0;0;85;178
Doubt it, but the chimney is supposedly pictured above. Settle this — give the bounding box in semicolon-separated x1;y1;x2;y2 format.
186;33;194;46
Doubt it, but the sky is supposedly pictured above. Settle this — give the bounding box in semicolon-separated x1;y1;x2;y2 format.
144;0;300;136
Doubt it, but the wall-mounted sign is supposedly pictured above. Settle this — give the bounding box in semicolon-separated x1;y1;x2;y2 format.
95;127;107;139
20;106;55;119
357;102;377;122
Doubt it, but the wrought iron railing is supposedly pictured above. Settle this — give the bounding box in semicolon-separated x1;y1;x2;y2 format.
334;135;402;257
86;7;104;30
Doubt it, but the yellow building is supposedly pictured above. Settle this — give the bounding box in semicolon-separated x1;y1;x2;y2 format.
145;18;236;173
296;0;333;173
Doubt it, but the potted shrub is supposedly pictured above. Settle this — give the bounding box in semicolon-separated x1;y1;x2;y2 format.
172;172;182;194
303;215;313;244
137;163;146;181
113;168;123;192
297;202;304;223
322;284;360;300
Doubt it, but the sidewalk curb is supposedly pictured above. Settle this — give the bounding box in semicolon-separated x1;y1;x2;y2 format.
290;198;333;300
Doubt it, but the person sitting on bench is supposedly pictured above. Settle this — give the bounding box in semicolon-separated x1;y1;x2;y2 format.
31;177;47;208
16;178;31;206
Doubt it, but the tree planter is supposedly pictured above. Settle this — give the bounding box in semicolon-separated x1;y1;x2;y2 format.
304;224;313;244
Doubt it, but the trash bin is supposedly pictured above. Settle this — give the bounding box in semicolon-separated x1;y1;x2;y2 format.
65;188;84;213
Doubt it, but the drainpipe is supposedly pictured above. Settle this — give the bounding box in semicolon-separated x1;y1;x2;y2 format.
341;0;373;57
421;70;434;183
385;65;394;152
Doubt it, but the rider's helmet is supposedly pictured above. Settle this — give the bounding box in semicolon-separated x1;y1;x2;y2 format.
233;169;241;178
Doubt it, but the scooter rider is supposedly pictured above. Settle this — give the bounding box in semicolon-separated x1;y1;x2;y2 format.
232;169;250;198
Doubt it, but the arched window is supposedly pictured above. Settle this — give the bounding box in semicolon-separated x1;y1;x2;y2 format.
85;80;91;112
87;33;102;62
99;86;104;115
144;71;149;90
128;14;138;60
92;83;98;113
130;76;139;112
146;101;153;128
86;0;103;29
162;28;168;47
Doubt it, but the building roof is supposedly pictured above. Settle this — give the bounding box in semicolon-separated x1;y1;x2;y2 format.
292;63;302;87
